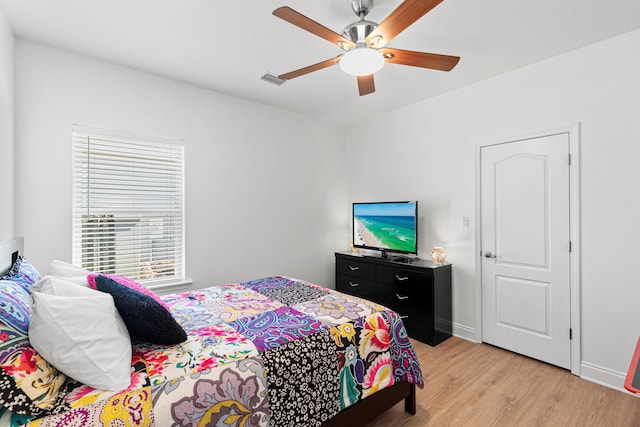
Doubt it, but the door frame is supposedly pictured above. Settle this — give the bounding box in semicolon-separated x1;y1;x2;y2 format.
474;123;581;375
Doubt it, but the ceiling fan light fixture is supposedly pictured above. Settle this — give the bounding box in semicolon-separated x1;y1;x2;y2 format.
368;35;383;48
338;40;354;51
339;47;384;76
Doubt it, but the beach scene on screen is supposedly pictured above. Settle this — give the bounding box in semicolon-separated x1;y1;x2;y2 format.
353;202;416;253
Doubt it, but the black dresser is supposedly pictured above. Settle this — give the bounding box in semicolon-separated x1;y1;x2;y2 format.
335;251;452;346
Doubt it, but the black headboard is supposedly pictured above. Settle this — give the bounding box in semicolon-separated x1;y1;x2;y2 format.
0;237;24;275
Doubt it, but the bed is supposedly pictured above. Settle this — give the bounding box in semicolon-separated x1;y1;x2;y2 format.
0;237;423;426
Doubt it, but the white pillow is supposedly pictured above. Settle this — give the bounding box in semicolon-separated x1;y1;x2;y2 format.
48;260;91;286
29;277;132;391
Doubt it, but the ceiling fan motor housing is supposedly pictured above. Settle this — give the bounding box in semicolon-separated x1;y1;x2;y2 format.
342;20;378;47
343;0;378;48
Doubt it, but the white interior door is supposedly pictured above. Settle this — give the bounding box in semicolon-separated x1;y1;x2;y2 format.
481;133;571;369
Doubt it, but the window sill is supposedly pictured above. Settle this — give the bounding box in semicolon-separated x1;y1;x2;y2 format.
148;279;192;295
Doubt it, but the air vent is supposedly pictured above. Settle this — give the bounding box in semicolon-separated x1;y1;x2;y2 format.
261;72;286;86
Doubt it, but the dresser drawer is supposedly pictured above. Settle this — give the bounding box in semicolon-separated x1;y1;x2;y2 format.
395;310;430;331
336;275;377;300
377;265;429;287
401;314;436;344
377;270;430;314
336;257;376;281
377;287;428;313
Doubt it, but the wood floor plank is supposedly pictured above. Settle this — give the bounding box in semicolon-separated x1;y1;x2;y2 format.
365;337;640;427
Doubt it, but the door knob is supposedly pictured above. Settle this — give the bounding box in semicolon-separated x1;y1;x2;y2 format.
484;251;497;258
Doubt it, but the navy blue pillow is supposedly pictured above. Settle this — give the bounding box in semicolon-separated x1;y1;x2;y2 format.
94;276;187;345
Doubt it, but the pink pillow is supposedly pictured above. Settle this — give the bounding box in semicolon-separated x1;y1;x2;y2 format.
87;274;170;311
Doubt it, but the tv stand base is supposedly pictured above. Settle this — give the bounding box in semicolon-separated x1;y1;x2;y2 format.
380;250;411;263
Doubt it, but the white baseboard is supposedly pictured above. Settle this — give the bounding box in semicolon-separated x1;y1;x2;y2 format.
453;322;478;342
450;324;633;396
580;361;627;393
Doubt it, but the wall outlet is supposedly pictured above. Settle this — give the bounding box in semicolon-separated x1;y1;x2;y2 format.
461;217;469;229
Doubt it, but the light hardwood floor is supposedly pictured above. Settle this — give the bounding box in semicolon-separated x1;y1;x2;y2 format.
366;337;640;427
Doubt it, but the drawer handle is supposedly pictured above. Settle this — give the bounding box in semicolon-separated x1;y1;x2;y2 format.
396;294;409;301
349;282;360;287
349;266;360;271
396;275;409;281
400;315;409;320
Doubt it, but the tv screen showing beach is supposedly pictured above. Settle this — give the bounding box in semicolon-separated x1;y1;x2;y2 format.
353;201;417;254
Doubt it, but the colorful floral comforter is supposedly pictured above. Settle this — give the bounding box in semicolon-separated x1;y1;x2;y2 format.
0;276;423;427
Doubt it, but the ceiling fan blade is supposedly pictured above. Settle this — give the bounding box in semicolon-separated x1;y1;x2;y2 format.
278;56;342;80
366;0;443;48
273;6;356;50
357;74;375;96
380;47;460;71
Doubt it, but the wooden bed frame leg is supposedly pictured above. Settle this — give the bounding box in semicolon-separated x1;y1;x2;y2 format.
322;381;417;426
404;383;416;415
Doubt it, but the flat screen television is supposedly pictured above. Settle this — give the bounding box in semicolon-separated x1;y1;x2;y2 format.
352;201;418;259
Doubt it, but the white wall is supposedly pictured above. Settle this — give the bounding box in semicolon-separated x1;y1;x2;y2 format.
14;41;348;289
0;7;14;241
346;28;640;390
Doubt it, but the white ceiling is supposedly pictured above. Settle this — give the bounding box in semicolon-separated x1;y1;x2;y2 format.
2;0;640;125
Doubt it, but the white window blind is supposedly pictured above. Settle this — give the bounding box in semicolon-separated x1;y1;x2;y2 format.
72;126;184;285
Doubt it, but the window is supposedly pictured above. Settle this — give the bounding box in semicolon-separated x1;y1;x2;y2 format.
72;125;184;285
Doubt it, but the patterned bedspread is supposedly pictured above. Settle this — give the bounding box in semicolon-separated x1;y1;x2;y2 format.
1;276;423;427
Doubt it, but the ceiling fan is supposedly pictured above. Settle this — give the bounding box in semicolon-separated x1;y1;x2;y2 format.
272;0;460;96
